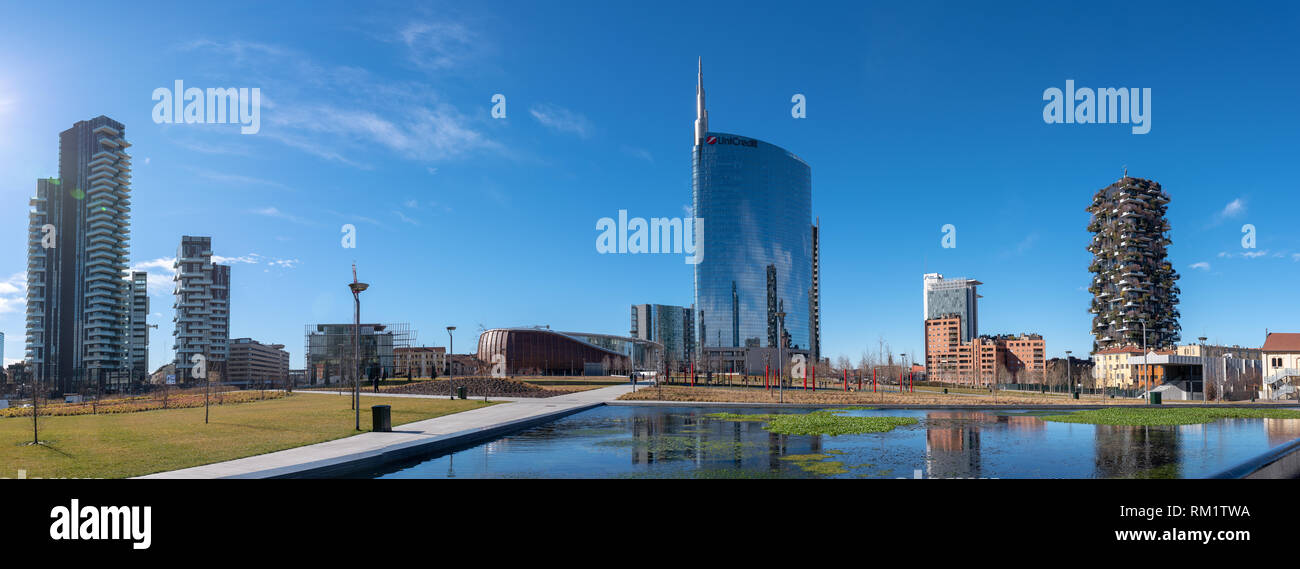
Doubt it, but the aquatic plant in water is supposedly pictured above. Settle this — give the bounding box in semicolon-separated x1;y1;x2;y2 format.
707;411;917;436
1042;407;1300;426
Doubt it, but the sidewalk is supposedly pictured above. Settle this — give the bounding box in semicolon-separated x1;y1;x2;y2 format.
139;383;645;479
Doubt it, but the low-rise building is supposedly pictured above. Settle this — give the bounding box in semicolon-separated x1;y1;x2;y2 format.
226;338;289;388
1092;346;1145;388
1262;332;1300;400
395;346;446;378
925;316;1044;385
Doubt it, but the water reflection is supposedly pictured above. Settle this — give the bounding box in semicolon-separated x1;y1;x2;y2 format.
1093;425;1181;479
368;406;1300;479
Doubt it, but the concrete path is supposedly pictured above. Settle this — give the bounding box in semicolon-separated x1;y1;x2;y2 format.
139;383;645;479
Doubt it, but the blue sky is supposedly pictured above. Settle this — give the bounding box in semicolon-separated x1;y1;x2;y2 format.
1;0;1297;371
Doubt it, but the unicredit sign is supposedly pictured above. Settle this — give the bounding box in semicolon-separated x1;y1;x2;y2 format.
706;134;757;148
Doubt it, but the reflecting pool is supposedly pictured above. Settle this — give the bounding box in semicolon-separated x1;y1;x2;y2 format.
366;406;1300;479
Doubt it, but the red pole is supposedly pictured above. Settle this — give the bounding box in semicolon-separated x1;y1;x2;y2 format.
858;372;862;391
872;368;877;392
764;365;769;390
843;369;848;391
910;371;914;393
690;362;694;387
811;366;815;391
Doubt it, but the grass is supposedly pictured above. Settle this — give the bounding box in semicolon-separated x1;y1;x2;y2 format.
0;393;493;479
0;388;286;418
1041;407;1300;426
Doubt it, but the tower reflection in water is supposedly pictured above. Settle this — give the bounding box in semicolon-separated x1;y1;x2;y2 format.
627;409;822;472
1092;425;1181;479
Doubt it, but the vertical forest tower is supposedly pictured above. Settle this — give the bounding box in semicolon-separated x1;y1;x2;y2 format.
1086;175;1181;353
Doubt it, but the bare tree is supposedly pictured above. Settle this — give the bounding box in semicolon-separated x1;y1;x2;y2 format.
30;373;40;446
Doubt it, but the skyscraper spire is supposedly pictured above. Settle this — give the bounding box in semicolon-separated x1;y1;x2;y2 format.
694;57;708;146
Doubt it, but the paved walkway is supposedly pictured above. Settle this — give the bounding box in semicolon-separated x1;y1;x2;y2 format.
139;383;646;479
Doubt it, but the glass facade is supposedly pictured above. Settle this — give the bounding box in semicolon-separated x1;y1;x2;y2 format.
631;304;695;366
923;274;980;343
693;131;812;352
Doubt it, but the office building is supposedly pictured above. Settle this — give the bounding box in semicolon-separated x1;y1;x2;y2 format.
127;271;149;382
630;304;695;369
923;273;981;343
304;323;411;385
226;338;289;387
25;116;134;393
923;275;1043;384
1086;174;1181;352
173;236;230;383
692;60;816;366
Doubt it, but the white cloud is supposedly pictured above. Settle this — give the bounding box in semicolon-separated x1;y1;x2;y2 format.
252;206;313;225
404;199;419;208
212;254;262;265
397;20;480;70
394;210;420;226
130;258;177;296
1189;262;1210;271
530;103;594;138
1219;198;1246;218
1218;249;1271;260
0;272;26;314
268;258;301;269
181;36;500;168
1209;197;1247;227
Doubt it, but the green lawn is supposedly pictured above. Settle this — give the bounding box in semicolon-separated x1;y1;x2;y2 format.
0;393;493;479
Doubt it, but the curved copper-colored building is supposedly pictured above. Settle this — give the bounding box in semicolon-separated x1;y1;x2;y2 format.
477;328;661;376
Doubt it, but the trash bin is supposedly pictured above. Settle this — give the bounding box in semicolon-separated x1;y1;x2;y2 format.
456;386;467;399
1072;391;1080;400
1149;392;1162;405
943;388;948;394
371;404;392;432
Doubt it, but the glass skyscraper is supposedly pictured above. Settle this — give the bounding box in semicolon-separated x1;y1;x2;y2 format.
691;61;814;354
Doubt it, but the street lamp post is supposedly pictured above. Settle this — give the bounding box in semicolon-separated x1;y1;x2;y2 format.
349;269;369;431
1065;350;1073;397
1141;321;1148;400
1198;336;1210;402
446;326;456;400
900;353;907;392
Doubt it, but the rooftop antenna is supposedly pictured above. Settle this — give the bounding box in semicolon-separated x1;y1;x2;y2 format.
1122;165;1127;180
